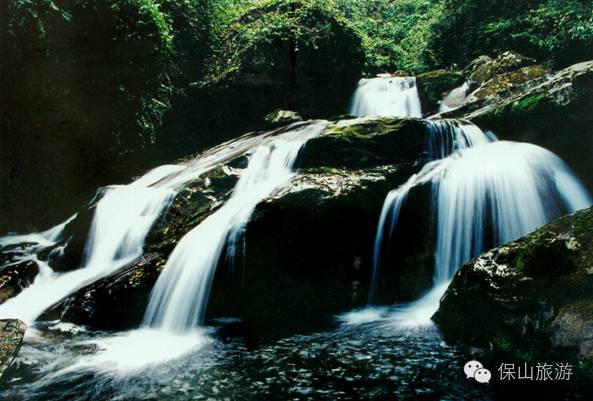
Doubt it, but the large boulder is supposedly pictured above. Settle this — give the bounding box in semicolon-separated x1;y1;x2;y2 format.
463;64;548;107
0;319;26;381
164;1;364;151
433;206;593;395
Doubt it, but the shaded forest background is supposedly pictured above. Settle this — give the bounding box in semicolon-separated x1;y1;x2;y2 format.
1;0;592;232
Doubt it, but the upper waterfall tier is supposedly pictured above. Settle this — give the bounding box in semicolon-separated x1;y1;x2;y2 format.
349;76;422;118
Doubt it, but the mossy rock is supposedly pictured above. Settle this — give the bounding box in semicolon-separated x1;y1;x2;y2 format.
468;60;593;192
300;117;428;169
416;70;465;115
465;64;547;104
465;51;537;85
0;319;26;381
434;206;593;394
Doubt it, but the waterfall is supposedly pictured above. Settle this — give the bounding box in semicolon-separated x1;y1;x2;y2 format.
425;119;496;160
0;165;182;324
349;76;422;118
368;137;591;325
142;122;327;334
369;120;495;301
432;141;592;284
438;82;470;113
0;127;295;324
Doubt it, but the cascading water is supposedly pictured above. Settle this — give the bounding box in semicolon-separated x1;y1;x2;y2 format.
424;119;496;160
349;76;422;118
0;216;73;250
0;165;183;324
364;136;592;327
432;141;592;284
438;82;470;113
143;122;327;333
28;121;328;375
369;120;495;301
0;126;299;325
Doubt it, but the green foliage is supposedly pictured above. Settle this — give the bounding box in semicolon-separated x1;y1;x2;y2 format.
3;0;213;153
328;0;445;74
205;0;593;75
429;0;593;69
203;0;362;84
203;0;443;75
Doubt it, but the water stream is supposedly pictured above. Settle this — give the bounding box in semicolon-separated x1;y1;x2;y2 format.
349;76;422;118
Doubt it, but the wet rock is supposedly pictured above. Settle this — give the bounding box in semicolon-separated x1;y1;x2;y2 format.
300;118;428;169
264;110;303;127
233;162;430;340
0;259;39;304
55;167;240;328
463;64;548;108
464;51;537;85
0;319;26;380
416;70;465;115
434;206;593;383
464;60;593;191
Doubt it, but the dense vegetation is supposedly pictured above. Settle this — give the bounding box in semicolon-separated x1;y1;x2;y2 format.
0;0;210;230
205;0;593;74
431;0;593;69
2;0;593;231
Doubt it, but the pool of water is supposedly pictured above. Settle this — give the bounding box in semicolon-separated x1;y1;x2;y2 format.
0;318;492;401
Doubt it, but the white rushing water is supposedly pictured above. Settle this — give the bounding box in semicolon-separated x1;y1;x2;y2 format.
0;216;73;250
36;121;328;375
0;122;322;325
143;122;327;333
438;82;470;113
368;120;495;301
0;166;183;324
425;119;496;160
360;137;592;327
432;141;592;284
349;76;422;118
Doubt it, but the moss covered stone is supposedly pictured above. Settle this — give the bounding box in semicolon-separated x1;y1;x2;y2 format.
0;319;26;381
466;60;593;191
416;69;465;114
300;117;428;169
434;206;593;388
